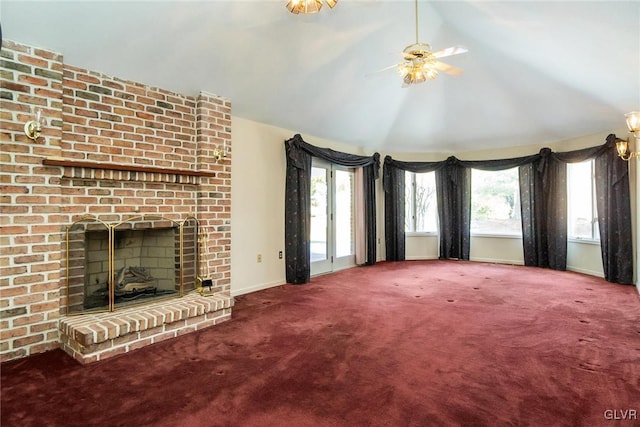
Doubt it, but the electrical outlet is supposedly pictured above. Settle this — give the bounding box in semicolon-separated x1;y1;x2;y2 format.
278;251;283;259
257;254;262;263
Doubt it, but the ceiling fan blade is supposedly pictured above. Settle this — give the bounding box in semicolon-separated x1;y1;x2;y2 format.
432;45;468;59
433;61;464;76
367;63;401;76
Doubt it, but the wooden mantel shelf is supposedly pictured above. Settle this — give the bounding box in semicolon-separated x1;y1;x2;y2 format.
42;158;217;177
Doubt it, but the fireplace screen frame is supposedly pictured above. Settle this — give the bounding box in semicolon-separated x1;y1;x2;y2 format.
64;214;201;315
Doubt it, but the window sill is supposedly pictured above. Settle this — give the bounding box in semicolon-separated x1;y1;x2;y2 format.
568;238;601;246
406;232;438;237
470;233;522;239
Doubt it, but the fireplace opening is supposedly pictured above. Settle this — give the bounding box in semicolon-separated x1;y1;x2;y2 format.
83;227;179;310
64;215;199;315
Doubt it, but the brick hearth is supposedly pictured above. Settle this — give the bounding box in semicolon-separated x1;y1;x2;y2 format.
60;293;233;364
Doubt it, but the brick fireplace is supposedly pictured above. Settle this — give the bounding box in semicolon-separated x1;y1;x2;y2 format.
1;39;233;363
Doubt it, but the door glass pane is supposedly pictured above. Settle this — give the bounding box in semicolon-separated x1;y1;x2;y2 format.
310;167;328;262
335;170;354;258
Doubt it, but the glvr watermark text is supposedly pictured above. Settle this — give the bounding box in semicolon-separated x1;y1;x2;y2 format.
604;409;638;421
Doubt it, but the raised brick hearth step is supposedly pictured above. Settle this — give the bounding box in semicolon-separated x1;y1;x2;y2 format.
59;293;233;364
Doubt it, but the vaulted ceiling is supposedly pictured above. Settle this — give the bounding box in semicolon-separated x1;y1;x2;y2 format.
2;1;638;153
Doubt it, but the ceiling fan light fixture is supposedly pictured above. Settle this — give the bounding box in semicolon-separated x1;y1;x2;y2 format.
286;0;337;14
403;70;426;85
397;44;438;86
381;0;466;86
399;62;438;86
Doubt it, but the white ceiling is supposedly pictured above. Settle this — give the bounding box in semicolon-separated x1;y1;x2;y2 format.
2;1;639;153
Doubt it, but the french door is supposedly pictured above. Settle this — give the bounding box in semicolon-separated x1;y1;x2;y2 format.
310;159;356;276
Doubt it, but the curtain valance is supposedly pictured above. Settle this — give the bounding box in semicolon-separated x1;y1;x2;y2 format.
384;136;619;184
286;134;380;177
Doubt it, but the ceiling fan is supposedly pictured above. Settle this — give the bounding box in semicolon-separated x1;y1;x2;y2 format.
380;0;468;87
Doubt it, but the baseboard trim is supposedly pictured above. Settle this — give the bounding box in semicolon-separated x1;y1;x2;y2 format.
405;255;440;261
566;266;604;278
469;257;524;266
230;262;611;297
232;280;284;297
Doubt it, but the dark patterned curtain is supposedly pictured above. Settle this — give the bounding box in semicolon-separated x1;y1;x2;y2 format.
518;163;540;266
592;135;633;284
284;140;312;284
516;139;634;280
284;134;380;284
519;139;634;278
363;164;378;266
518;150;567;270
383;163;406;261
436;158;471;260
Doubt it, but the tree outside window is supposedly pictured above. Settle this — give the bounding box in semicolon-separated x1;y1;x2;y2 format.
471;168;522;235
405;171;437;233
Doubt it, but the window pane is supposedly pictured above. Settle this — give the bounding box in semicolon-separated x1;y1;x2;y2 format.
310;167;328;262
335;170;354;258
567;160;598;240
414;172;437;232
471;168;522;235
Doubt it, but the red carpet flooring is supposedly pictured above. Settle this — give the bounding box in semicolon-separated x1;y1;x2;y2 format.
2;260;639;426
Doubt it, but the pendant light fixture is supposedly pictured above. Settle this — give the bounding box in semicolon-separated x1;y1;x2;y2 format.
286;0;337;14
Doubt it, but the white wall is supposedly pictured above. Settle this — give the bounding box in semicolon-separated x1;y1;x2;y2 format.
404;234;525;265
470;236;524;265
567;241;604;277
230;117;286;296
230;117;368;296
405;234;439;260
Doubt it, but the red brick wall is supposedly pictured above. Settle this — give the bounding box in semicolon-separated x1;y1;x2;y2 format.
61;65;198;168
0;39;232;362
1;40;65;361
